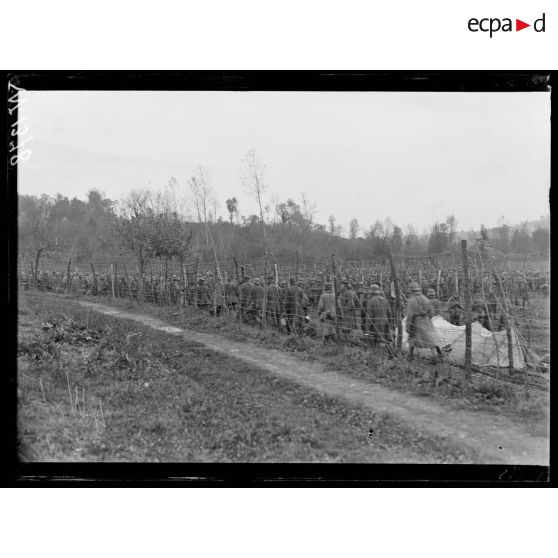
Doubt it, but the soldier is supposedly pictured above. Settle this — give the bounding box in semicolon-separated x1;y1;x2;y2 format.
406;282;443;360
212;275;225;317
317;282;337;342
427;288;442;317
298;280;311;327
186;279;196;306
239;275;253;323
486;288;498;324
157;277;166;305
129;275;138;299
54;273;66;294
518;281;529;309
250;277;264;325
118;275;128;298
225;277;239;315
169;274;180;305
97;273;107;296
195;278;211;310
446;292;464;326
339;280;358;333
285;277;304;333
472;292;490;329
366;284;393;347
266;275;283;329
355;283;368;332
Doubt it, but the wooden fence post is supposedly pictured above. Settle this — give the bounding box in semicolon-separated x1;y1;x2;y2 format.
262;255;268;328
123;263;133;300
110;263;116;299
331;254;341;348
66;258;72;293
494;272;515;375
477;254;501;371
388;251;403;350
233;258;240;282
90;263;98;296
462;240;472;376
164;258;168;305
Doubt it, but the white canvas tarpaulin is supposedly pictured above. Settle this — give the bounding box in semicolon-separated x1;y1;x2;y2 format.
401;316;530;370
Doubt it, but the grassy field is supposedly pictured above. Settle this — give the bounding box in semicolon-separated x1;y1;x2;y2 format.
93;294;549;434
18;292;487;462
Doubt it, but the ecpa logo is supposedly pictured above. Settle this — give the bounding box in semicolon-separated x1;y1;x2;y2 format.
468;13;546;37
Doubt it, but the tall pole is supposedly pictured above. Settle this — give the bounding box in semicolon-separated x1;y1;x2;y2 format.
494;272;515;375
262;254;268;329
388;250;403;350
123;263;133;300
331;254;341;348
462;240;472;376
110;263;115;299
66;258;72;294
90;263;98;296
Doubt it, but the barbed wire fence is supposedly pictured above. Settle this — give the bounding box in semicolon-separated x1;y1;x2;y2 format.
17;245;549;380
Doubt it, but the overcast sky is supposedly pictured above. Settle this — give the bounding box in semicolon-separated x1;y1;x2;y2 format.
18;90;550;233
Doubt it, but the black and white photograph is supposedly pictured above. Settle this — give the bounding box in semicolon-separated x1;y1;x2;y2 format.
10;73;550;475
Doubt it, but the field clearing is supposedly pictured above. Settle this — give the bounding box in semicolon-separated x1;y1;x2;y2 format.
84;292;549;430
18;293;486;463
17;292;549;463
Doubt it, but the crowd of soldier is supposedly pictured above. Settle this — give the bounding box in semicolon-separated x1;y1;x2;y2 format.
20;264;548;348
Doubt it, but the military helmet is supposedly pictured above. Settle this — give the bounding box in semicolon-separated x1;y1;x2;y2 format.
409;281;421;292
427;288;436;297
370;284;381;294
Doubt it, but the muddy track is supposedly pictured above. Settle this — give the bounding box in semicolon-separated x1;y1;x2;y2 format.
76;300;549;465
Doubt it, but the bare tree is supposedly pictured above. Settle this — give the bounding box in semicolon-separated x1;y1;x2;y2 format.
113;190;158;302
300;193;316;224
241;148;267;248
446;214;458;244
188;165;214;245
328;215;336;236
349;218;360;240
20;198;61;282
241;148;268;325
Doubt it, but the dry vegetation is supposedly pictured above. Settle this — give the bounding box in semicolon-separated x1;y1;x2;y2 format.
104;294;549;433
17;289;549;463
18;292;494;463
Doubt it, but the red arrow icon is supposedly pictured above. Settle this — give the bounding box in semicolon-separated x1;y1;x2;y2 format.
516;19;530;31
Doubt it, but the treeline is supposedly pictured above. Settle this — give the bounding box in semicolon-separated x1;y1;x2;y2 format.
18;184;549;277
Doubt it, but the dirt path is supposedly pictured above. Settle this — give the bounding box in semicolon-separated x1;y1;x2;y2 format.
77;300;549;465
